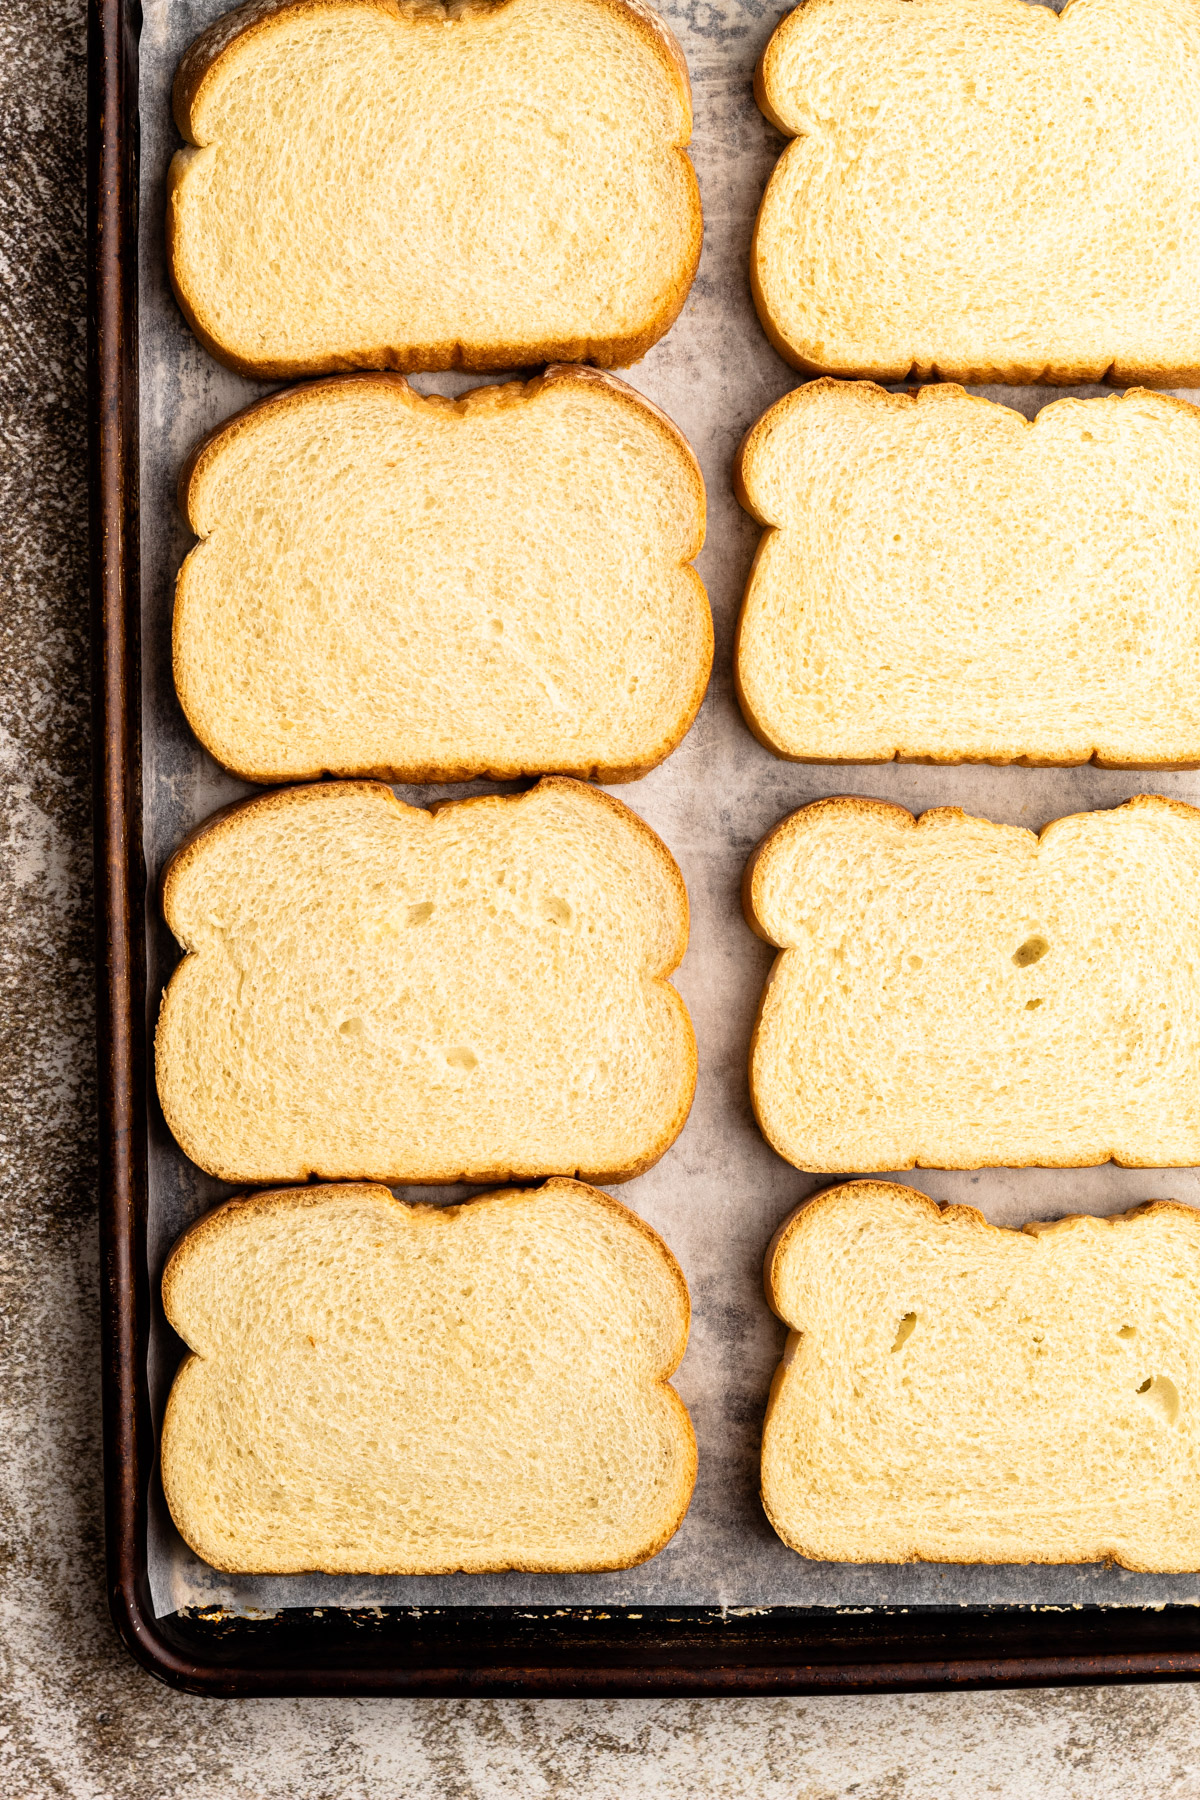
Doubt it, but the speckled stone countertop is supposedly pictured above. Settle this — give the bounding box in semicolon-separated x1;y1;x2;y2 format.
4;3;1200;1794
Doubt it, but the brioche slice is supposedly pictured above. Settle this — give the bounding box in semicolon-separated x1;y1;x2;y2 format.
735;381;1200;769
174;369;710;786
161;1178;695;1575
155;777;695;1185
752;0;1200;385
745;793;1200;1174
763;1180;1200;1570
168;0;701;378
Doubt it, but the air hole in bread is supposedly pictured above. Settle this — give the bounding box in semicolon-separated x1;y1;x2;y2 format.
339;1017;365;1038
406;901;435;926
1025;998;1043;1011
890;1312;918;1353
1137;1376;1180;1425
1013;935;1049;968
542;897;572;926
446;1048;478;1071
1118;1325;1138;1340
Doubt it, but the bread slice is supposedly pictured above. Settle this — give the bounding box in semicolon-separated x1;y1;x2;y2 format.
735;381;1200;769
174;368;710;786
160;1178;696;1575
763;1180;1200;1570
168;0;702;378
745;793;1200;1173
752;0;1200;385
154;777;695;1184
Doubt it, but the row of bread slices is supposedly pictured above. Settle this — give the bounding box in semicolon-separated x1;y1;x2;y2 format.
164;1175;1200;1579
178;373;1200;781
158;780;1200;1186
159;778;1200;1573
172;0;1200;387
160;0;704;1592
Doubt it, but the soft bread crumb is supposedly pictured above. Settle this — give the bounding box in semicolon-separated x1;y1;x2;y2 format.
752;0;1200;385
155;777;696;1184
175;368;710;784
161;1178;696;1575
745;793;1200;1172
762;1180;1200;1570
735;381;1200;768
168;0;702;377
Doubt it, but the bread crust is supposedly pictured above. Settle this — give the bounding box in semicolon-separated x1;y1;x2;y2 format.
750;0;1200;387
174;366;711;785
741;791;914;943
156;776;697;1186
760;1179;1200;1568
734;378;1200;769
168;0;702;378
744;792;1200;1173
161;1177;697;1574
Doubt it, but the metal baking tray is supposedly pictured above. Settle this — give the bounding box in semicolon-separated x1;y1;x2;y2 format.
90;0;1200;1693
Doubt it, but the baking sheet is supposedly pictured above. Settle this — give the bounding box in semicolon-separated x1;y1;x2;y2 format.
139;0;1200;1617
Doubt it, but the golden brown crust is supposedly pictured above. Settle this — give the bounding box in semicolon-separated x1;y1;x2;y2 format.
159;773;695;952
760;1179;1200;1567
740;792;916;942
180;364;707;542
157;776;392;923
173;0;693;143
734;378;979;527
163;1176;693;1367
156;777;697;1186
762;1179;980;1315
750;2;1200;387
174;367;711;786
734;380;1200;767
168;0;702;378
744;794;1200;1174
161;1176;696;1574
743;801;922;1170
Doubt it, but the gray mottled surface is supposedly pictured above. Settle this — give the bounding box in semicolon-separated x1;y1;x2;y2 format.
6;0;1200;1791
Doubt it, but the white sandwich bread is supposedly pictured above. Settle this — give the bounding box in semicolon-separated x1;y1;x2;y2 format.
168;0;702;377
154;777;696;1185
762;1180;1200;1570
735;381;1200;769
745;793;1200;1173
175;368;711;785
752;0;1200;384
161;1178;696;1574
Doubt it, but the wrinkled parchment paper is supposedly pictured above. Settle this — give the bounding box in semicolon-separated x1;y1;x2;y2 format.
140;0;1200;1615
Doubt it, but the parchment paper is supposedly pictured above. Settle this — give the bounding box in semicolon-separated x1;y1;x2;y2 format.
139;0;1200;1617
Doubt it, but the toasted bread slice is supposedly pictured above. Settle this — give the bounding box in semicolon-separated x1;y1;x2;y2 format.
168;0;702;377
161;1178;696;1574
763;1180;1200;1570
175;368;710;785
735;381;1200;769
745;793;1200;1173
155;777;695;1184
752;0;1200;384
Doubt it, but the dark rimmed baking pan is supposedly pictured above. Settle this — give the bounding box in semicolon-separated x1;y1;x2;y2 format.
88;0;1200;1695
